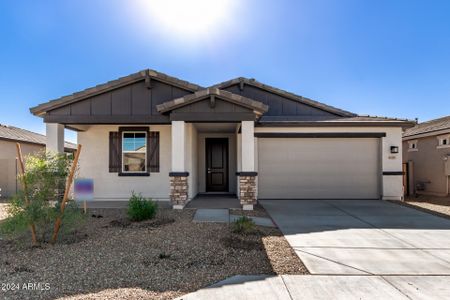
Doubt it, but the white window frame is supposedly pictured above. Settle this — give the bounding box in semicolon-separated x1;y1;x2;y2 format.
437;134;450;149
407;140;418;152
122;131;147;173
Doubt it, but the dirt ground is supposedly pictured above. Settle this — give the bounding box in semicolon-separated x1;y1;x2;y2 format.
0;207;307;300
402;195;450;219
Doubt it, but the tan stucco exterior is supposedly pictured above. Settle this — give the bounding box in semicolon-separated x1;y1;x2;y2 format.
77;125;172;201
403;134;450;196
75;124;405;202
0;140;44;198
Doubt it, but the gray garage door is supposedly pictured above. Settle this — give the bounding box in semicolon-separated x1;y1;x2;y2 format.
258;138;381;199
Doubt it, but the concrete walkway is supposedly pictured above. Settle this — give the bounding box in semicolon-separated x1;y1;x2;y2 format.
261;200;450;275
177;275;450;300
193;208;275;227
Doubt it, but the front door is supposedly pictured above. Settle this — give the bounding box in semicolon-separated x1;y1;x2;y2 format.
206;138;228;192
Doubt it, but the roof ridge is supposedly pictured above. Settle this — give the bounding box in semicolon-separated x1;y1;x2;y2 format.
31;68;203;115
356;114;415;122
418;115;450;125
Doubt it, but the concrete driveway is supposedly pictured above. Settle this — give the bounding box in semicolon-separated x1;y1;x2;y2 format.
261;200;450;275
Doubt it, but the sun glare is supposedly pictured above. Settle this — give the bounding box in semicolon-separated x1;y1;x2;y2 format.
141;0;235;38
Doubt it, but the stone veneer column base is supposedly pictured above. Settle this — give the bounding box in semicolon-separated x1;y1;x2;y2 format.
238;173;257;210
169;172;189;209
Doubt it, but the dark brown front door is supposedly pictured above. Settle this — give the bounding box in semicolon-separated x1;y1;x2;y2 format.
206;138;228;192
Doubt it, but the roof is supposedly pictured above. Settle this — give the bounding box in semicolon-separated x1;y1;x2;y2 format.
30;69;203;116
156;88;269;114
0;124;77;150
29;68;413;128
403;115;450;138
211;77;357;117
258;115;416;128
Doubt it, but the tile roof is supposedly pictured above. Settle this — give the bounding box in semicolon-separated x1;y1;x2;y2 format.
30;69;203;115
0;124;76;149
403;115;450;137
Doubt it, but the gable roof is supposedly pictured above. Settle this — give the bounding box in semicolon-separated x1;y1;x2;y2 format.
156;88;269;114
30;69;203;116
403;115;450;138
0;124;76;150
211;77;357;117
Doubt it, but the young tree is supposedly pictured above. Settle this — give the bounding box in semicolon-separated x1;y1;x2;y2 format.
0;144;83;245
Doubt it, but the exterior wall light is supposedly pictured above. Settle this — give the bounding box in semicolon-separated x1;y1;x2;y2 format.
390;146;399;154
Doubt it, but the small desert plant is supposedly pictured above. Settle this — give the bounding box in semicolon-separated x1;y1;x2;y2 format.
231;216;256;234
158;252;171;259
127;192;158;221
0;150;84;244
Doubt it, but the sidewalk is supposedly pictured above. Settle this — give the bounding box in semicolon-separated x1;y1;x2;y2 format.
176;275;450;300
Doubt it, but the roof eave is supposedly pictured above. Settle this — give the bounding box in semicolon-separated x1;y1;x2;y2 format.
30;69;203;116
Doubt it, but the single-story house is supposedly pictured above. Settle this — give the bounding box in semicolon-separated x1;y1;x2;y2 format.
403;116;450;197
30;69;415;209
0;124;76;198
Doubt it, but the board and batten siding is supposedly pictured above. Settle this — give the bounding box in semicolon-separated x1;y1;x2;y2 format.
46;80;193;124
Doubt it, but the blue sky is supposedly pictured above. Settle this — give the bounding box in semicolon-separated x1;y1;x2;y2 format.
1;0;449;143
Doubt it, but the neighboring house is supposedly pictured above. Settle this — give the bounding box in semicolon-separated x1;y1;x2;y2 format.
30;69;414;209
402;116;450;197
0;124;76;198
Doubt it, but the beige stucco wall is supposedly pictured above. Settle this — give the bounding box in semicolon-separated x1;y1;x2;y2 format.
75;124;405;202
77;125;171;201
185;123;198;199
254;126;403;200
0;140;44;198
403;135;450;196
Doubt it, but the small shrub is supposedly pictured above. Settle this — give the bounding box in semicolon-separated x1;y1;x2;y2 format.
127;192;158;221
231;216;256;234
158;252;171;259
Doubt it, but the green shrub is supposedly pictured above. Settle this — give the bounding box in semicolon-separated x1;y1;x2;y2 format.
231;216;256;234
0;151;83;244
127;192;158;221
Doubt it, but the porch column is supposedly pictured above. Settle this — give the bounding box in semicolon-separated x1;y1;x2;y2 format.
239;121;257;210
170;121;189;209
46;123;65;153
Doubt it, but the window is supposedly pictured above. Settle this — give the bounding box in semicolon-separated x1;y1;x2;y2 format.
437;134;450;149
408;140;418;152
122;132;147;173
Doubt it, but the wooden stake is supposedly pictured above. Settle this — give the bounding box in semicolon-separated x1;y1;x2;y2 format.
51;144;82;244
16;143;38;246
84;200;87;214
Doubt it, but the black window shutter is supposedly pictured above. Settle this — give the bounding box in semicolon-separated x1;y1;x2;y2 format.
148;131;160;172
109;132;121;172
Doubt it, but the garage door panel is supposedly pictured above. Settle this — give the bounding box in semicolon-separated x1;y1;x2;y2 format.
258;138;380;199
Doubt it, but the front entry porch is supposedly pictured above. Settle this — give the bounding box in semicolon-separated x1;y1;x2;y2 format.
169;120;258;210
185;194;240;209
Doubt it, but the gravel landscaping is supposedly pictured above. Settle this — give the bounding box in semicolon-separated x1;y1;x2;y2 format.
0;206;307;300
401;196;450;219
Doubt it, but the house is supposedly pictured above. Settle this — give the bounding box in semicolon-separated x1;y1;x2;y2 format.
0;124;76;198
402;116;450;197
30;69;414;209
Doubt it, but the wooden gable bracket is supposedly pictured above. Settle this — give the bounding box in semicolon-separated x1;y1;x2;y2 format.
239;79;245;91
209;95;216;108
145;71;152;89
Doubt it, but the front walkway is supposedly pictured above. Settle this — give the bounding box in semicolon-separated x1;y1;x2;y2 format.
185;194;241;209
261;200;450;275
177;275;450;300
